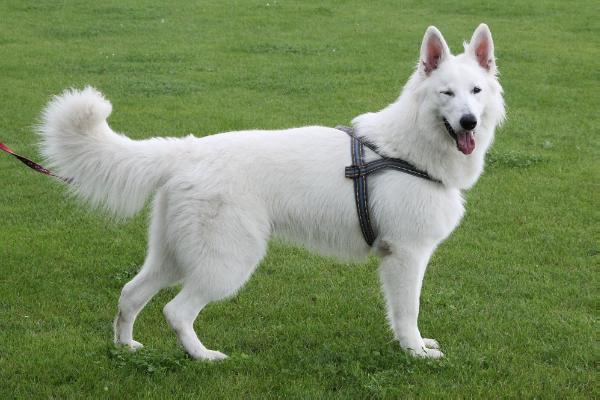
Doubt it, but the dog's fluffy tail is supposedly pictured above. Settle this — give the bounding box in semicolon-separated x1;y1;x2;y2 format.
37;86;188;218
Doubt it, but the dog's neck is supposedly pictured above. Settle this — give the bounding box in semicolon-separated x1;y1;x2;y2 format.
352;82;494;190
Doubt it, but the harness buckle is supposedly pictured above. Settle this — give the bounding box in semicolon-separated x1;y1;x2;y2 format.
344;165;364;178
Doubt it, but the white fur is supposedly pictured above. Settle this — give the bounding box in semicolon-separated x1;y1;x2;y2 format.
37;24;505;360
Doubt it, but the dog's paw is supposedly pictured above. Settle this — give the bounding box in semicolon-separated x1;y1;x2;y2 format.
422;338;440;349
186;348;228;361
115;339;144;351
408;346;444;359
190;349;228;361
204;350;228;361
398;336;444;359
127;340;144;351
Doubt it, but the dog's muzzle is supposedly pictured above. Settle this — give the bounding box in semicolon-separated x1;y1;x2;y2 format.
443;117;475;155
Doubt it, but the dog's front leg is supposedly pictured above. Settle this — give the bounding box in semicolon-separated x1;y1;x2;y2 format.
378;244;443;359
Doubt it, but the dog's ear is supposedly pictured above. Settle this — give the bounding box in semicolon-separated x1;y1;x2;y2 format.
467;23;496;73
419;26;450;76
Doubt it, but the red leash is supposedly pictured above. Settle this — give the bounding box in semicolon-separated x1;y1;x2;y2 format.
0;141;71;183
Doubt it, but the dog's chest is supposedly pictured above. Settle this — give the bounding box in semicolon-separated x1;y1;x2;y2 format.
371;174;465;244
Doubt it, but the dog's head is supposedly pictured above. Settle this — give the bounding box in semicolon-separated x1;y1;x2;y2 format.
415;24;505;156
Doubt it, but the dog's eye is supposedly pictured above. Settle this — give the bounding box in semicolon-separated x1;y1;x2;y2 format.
472;86;482;94
441;90;454;97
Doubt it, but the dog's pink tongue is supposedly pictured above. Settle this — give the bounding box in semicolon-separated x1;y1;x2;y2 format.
457;131;475;155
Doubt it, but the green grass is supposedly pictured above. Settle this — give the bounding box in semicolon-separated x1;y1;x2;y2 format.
0;0;597;398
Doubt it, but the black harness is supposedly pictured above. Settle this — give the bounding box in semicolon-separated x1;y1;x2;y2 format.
337;125;441;246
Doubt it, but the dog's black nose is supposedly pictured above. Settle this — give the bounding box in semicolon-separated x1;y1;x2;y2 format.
460;114;477;130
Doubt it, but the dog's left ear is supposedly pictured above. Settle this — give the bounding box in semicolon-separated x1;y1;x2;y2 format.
467;23;496;73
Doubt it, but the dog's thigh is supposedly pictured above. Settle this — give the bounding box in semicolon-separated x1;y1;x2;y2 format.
165;187;271;298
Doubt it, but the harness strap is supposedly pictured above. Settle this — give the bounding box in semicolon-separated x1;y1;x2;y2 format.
347;129;377;245
337;125;440;246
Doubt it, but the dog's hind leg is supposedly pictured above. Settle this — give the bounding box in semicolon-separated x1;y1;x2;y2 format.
113;253;175;349
114;190;177;349
162;195;269;361
163;282;225;361
163;248;267;361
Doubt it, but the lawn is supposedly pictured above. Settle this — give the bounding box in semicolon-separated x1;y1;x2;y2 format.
0;0;597;398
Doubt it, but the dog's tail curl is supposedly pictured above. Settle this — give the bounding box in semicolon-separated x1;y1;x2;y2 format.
37;86;187;218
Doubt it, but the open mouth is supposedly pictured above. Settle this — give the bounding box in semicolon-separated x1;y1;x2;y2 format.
443;118;475;155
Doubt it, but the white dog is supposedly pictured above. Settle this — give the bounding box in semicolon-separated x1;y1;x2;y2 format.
37;24;505;360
